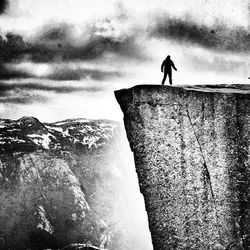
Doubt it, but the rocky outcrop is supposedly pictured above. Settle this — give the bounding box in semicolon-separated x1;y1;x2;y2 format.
115;84;250;250
0;117;152;250
0;151;93;249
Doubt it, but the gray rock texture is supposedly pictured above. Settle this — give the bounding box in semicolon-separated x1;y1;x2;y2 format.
115;84;250;250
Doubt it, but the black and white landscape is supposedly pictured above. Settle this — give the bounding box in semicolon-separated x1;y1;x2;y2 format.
0;1;249;249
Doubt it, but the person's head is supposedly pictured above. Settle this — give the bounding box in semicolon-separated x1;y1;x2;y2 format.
167;55;171;60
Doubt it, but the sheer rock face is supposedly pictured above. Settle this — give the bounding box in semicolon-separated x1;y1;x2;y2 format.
115;84;250;250
0;151;91;249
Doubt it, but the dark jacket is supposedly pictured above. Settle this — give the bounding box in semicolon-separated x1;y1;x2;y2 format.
161;58;177;72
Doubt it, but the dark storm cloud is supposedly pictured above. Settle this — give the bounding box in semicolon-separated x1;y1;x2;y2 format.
0;62;123;81
0;82;80;104
0;0;8;14
0;81;104;104
46;67;122;81
151;16;250;52
0;84;47;104
0;95;47;104
65;36;143;61
0;33;27;62
0;82;85;94
40;24;70;42
0;64;33;79
30;32;145;62
0;26;125;81
0;23;145;64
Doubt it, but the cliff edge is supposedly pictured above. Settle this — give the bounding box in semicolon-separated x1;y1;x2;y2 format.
115;84;250;250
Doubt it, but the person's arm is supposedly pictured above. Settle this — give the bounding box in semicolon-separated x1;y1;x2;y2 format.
161;61;165;72
172;61;177;71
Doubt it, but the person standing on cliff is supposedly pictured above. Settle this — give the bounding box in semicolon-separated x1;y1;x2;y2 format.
161;55;177;85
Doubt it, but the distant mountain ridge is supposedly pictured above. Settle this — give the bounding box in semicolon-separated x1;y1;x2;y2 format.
0;116;117;153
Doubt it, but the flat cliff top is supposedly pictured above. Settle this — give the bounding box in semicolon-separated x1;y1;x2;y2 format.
115;84;250;95
180;84;250;94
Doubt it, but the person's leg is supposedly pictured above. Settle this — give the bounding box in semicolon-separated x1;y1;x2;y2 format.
161;72;167;85
169;71;172;85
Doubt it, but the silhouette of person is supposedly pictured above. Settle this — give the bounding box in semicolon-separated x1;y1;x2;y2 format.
161;55;177;85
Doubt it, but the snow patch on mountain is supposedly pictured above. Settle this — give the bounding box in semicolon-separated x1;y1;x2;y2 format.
36;205;54;234
27;133;54;149
0;117;119;152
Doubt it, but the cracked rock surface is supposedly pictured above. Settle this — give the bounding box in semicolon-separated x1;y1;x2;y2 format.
115;84;250;250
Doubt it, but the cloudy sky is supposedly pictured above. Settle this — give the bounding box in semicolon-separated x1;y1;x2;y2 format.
0;0;249;122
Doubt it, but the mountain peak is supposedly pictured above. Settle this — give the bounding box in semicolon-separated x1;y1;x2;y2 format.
18;116;47;133
18;116;41;125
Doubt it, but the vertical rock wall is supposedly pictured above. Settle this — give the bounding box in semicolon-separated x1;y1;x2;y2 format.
115;85;250;250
